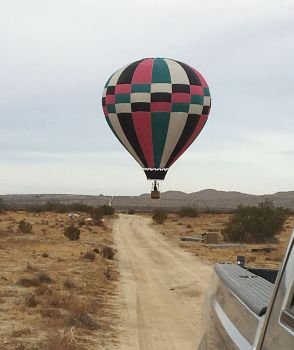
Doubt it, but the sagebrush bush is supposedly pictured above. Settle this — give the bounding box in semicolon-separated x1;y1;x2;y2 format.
18;220;33;234
223;201;287;243
64;225;80;241
100;205;115;216
152;209;167;224
179;206;198;218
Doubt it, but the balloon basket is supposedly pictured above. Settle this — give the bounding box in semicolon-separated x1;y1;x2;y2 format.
150;180;160;199
151;190;160;199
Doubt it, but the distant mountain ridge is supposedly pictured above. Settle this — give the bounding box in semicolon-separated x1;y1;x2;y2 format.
141;189;291;200
2;189;294;211
139;189;294;210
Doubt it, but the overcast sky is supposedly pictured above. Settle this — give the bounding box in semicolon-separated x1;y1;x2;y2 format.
0;0;293;195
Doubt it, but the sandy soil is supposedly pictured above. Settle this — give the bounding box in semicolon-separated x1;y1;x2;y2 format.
113;214;212;350
0;211;119;350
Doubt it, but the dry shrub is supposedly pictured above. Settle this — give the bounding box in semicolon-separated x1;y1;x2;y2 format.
41;308;63;319
40;289;99;331
45;292;68;309
35;284;52;296
104;265;111;280
38;272;53;284
101;246;115;260
17;277;39;287
64;225;80;241
92;248;99;254
82;251;96;261
100;205;115;216
67;310;98;330
25;293;38;308
179;206;198;218
152;209;167;224
18;220;33;234
42;330;82;350
17;272;53;287
93;219;104;227
63;279;76;290
25;262;38;272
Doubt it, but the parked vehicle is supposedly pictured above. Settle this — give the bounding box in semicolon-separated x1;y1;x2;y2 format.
198;230;294;349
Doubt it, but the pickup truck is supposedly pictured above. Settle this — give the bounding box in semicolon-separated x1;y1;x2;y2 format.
198;230;294;350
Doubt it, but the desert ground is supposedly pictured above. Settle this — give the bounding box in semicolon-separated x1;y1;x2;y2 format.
154;213;294;269
0;211;119;350
0;210;293;349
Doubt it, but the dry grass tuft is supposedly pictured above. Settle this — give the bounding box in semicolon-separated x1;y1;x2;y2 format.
42;329;82;350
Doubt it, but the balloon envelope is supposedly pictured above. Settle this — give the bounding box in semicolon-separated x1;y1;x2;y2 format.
102;58;211;180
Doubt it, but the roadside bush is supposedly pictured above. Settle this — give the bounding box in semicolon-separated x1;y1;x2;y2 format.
179;206;198;218
64;225;80;241
100;205;115;216
152;209;167;224
18;220;33;234
101;246;115;259
128;209;136;215
223;201;287;243
91;207;103;219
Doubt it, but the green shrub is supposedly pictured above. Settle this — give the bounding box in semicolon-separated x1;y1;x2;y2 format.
64;225;80;241
90;207;104;221
223;201;287;243
128;209;136;215
100;205;115;216
179;206;198;218
152;209;167;224
18;220;33;234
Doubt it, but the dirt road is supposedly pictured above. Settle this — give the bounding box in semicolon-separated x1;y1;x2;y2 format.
113;214;212;350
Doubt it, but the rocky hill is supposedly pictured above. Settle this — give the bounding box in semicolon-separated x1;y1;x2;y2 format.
1;189;294;211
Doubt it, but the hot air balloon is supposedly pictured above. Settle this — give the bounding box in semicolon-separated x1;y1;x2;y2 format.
102;58;211;199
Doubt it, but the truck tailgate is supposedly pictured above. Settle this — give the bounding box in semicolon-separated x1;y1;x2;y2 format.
215;264;273;316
